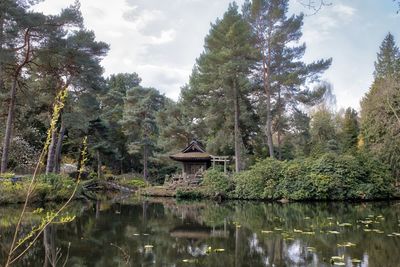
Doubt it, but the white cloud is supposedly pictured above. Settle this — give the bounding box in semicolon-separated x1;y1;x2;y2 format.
333;3;356;18
147;29;177;45
301;3;356;44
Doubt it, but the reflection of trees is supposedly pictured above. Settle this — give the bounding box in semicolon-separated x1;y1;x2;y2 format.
2;199;400;266
43;225;57;267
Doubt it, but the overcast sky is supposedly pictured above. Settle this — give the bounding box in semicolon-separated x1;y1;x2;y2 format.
33;0;400;110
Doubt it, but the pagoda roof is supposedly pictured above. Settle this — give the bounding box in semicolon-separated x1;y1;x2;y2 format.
170;140;211;162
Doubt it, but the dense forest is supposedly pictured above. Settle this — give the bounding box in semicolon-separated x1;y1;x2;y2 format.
0;0;399;199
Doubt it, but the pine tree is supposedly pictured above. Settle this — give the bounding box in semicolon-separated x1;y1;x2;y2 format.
341;107;359;152
361;34;400;179
0;2;86;173
121;86;165;181
100;73;141;173
374;33;399;79
188;3;256;172
243;0;331;158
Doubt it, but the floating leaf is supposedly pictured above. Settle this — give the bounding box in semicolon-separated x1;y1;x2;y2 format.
261;230;273;234
303;231;315;235
352;259;362;263
307;247;316;252
144;245;153;249
274;227;283;231
294;229;303;233
214;248;225;252
328;230;340;234
331;255;344;261
338;223;352;227
182;259;196;263
360;220;373;224
337;242;356;247
333;262;346;266
363;229;372;232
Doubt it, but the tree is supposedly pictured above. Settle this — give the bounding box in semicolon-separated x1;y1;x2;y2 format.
374;33;399;79
87;118;110;179
36;26;109;174
361;34;400;180
0;1;89;173
99;73;142;173
310;104;337;155
121;86;165;181
187;3;256;172
157;95;205;153
361;77;400;179
243;0;331;158
340;107;359;152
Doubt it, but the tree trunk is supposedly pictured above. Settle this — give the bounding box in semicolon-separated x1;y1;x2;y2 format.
143;145;148;181
277;91;282;160
233;79;241;173
97;150;102;179
0;16;4;92
277;132;282;160
262;48;274;158
54;119;65;174
45;128;58;174
1;79;17;174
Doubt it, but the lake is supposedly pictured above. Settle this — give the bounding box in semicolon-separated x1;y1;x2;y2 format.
1;198;400;266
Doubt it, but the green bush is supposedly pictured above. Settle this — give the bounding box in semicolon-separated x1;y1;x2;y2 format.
202;169;232;195
230;152;394;201
277;160;313;200
234;158;283;199
122;179;147;188
0;172;15;179
176;189;204;200
88;172;98;180
0;181;29;204
36;173;77;201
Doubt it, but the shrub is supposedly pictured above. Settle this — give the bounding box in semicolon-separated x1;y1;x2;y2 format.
202;169;232;195
0;172;15;179
0;181;29;204
88;172;98;180
36;173;77;201
0;136;38;172
176;189;204;200
234;158;283;199
230;152;395;201
277;160;313;200
122;179;147;188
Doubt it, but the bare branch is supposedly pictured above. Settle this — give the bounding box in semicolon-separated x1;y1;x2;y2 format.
297;0;332;15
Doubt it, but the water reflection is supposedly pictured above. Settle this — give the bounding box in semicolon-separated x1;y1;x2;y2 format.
1;199;400;266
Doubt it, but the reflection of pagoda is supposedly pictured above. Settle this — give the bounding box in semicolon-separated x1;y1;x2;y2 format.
170;224;228;239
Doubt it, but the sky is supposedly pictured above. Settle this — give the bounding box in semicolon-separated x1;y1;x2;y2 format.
32;0;400;110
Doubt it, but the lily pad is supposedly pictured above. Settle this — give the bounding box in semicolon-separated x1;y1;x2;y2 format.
261;230;273;234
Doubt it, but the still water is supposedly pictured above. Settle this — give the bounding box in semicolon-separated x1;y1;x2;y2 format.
1;198;400;266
